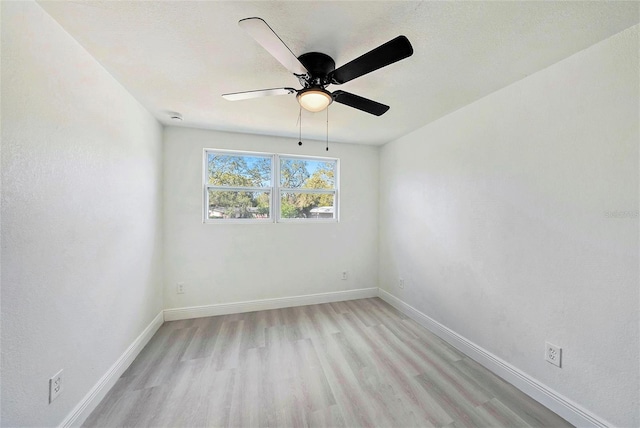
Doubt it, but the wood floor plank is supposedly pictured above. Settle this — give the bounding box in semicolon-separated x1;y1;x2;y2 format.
181;316;224;361
400;317;466;362
154;359;235;427
210;320;244;371
82;376;142;426
364;330;454;426
453;356;572;427
476;398;531;428
308;404;347;428
84;298;574;428
130;326;198;390
328;300;351;315
336;310;452;425
342;298;384;327
368;296;409;320
120;323;175;378
312;333;378;427
229;347;261;427
415;372;489;428
309;303;344;335
293;338;337;412
119;385;171;427
237;311;266;353
264;324;313;427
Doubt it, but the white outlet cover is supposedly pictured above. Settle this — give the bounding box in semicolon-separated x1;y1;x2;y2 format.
49;369;63;403
545;342;562;368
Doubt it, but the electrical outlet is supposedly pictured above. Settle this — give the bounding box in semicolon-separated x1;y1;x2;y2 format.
399;278;405;289
177;282;185;294
49;369;63;403
545;342;562;367
341;271;348;280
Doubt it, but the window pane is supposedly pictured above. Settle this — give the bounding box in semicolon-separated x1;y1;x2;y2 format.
280;158;336;189
207;153;271;187
280;191;335;219
208;190;270;219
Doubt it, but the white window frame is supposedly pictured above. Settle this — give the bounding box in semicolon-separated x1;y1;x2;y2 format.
276;154;339;223
203;149;275;224
203;149;340;224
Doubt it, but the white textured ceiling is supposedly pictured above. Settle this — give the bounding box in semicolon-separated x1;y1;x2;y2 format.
38;1;638;145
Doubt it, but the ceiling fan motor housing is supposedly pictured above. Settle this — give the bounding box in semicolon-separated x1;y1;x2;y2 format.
297;52;336;88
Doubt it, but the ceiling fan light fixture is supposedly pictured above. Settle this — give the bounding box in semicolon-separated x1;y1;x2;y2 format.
297;88;332;112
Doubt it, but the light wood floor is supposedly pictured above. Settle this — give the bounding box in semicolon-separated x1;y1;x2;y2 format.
84;298;573;427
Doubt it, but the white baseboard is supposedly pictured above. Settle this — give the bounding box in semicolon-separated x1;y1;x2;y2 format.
164;287;378;321
59;311;164;427
378;289;612;428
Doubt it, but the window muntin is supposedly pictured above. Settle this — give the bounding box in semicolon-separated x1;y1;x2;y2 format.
204;150;338;223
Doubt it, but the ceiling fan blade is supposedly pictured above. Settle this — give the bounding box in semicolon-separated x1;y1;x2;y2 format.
222;87;296;101
239;17;308;76
330;36;413;84
332;90;390;116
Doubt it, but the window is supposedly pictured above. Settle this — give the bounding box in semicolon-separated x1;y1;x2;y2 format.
278;156;338;221
204;150;338;223
204;150;273;221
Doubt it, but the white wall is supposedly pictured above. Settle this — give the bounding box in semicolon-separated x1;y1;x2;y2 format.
1;2;164;426
2;1;636;425
163;127;378;310
379;25;639;427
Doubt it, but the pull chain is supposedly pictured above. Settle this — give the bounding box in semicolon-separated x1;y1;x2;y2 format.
297;106;303;146
325;107;329;151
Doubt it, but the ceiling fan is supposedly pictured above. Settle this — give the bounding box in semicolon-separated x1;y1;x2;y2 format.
222;17;413;116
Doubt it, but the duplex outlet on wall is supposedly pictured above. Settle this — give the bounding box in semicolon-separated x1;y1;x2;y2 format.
399;278;405;289
49;369;63;403
341;271;348;280
545;342;562;368
177;282;186;294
